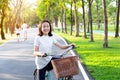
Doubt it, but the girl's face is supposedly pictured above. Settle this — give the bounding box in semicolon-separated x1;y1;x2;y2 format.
41;22;50;35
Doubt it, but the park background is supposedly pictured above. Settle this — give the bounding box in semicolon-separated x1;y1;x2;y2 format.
0;0;120;80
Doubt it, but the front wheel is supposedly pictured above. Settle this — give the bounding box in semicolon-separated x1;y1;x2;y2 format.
58;76;73;80
67;76;73;80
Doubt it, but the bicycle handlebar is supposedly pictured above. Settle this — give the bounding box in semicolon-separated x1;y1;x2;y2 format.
44;45;76;58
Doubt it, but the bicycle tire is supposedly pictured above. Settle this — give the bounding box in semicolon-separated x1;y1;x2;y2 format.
58;76;73;80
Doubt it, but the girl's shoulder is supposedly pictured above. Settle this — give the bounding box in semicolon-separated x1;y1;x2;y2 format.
35;35;44;39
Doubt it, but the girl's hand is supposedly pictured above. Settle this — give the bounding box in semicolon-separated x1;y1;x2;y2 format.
42;53;48;57
70;43;75;49
38;53;47;57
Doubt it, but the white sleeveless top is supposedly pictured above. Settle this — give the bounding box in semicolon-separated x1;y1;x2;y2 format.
34;35;57;69
15;28;21;34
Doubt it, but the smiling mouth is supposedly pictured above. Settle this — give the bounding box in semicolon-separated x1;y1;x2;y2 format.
44;30;49;32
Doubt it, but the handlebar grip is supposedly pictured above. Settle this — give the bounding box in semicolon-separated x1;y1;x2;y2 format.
42;53;48;57
44;53;48;57
71;44;75;49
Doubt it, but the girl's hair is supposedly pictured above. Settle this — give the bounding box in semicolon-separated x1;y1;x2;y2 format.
16;24;20;29
38;20;53;36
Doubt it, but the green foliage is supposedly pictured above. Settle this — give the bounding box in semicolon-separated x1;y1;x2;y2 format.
0;0;9;14
36;1;47;20
36;0;117;26
36;0;61;20
36;0;82;23
66;8;75;25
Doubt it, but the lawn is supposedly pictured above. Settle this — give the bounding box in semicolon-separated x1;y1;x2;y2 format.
54;31;120;80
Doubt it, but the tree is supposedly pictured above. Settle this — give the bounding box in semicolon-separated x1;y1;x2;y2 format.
102;0;108;48
88;0;94;41
0;0;9;40
9;0;23;34
73;0;79;37
70;0;73;35
59;0;68;33
63;2;67;33
115;0;120;37
82;0;87;38
95;0;102;30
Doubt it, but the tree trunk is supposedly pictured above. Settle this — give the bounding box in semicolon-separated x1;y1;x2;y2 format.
61;8;64;33
82;0;87;38
0;10;6;40
51;7;55;28
70;0;73;35
115;0;120;37
96;3;101;30
73;0;79;37
55;17;58;27
102;0;108;48
98;20;101;30
88;0;94;41
7;15;13;35
64;7;67;33
87;21;90;33
5;22;8;33
87;7;90;33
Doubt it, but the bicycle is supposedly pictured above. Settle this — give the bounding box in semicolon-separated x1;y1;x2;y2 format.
33;45;78;80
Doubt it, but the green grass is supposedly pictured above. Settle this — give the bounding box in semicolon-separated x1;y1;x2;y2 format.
54;31;120;80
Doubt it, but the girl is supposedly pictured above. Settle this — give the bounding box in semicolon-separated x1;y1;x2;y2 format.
15;24;21;42
34;20;73;80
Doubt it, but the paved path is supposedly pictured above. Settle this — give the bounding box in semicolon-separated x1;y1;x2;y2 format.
0;28;93;80
0;28;36;80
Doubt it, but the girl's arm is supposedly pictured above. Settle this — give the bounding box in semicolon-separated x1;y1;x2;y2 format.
55;42;72;49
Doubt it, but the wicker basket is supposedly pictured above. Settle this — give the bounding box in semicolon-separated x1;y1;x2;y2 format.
51;56;79;78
